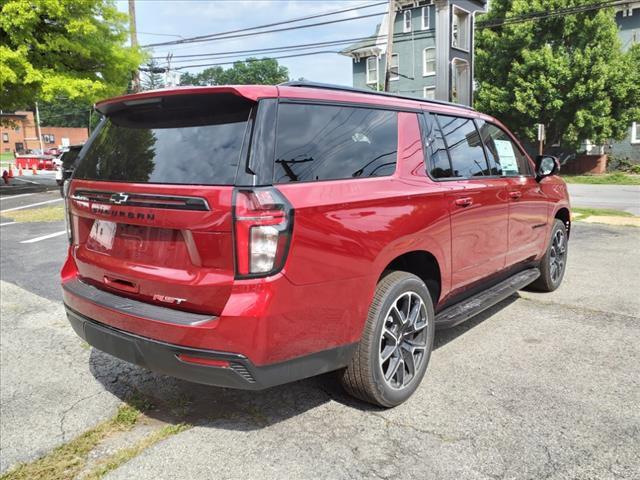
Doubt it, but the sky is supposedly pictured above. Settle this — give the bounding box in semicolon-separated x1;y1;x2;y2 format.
116;0;387;85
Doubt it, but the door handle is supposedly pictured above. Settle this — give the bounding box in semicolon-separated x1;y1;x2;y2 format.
104;276;139;293
455;197;473;207
508;191;522;200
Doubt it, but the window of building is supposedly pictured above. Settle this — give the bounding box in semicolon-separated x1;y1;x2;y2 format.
389;54;399;81
452;6;470;51
422;113;452;178
42;134;55;144
2;133;8;143
423;86;435;99
421;6;430;30
366;56;378;85
437;115;490;177
476;120;531;176
423;48;436;76
403;10;412;33
451;58;470;105
274;103;398;183
632;122;640;144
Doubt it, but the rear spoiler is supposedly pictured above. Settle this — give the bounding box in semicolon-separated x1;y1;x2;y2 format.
95;85;277;116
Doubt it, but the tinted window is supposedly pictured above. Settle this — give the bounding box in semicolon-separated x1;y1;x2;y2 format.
61;147;82;170
476;120;530;176
274;103;397;183
422;113;452;178
437;115;489;177
74;94;252;185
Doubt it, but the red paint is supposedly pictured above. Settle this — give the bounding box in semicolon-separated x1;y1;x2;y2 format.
62;85;570;370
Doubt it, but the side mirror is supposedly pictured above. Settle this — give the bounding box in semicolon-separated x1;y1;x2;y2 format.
535;155;560;181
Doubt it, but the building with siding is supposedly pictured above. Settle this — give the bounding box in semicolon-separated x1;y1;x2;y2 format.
340;0;487;106
608;4;640;161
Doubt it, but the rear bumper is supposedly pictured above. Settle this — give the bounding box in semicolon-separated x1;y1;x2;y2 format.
66;305;356;390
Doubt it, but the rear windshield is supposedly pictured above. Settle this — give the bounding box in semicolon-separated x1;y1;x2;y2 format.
74;94;253;185
61;147;82;169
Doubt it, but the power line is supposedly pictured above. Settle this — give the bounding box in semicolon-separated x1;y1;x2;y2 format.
477;0;625;28
143;1;387;47
160;31;436;65
171;32;435;71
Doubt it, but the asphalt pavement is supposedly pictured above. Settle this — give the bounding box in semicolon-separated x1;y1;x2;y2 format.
567;183;640;215
1;204;639;478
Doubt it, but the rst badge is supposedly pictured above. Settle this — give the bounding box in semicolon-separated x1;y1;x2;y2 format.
152;294;187;305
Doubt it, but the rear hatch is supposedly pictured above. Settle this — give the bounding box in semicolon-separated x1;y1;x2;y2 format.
68;91;255;315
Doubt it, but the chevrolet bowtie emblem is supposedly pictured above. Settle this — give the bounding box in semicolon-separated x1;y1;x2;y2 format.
110;193;129;205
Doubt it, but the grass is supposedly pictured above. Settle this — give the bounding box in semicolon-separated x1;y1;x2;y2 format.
82;424;189;480
0;404;141;480
3;205;65;223
572;207;635;218
0;152;14;162
562;172;640;185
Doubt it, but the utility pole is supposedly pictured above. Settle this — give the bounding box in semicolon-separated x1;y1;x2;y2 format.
34;102;44;153
384;0;397;92
129;0;141;93
537;123;545;155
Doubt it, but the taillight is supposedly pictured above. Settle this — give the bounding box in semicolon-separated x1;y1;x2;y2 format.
233;187;293;278
62;179;73;243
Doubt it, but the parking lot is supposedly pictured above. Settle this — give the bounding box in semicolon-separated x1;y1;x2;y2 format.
1;191;639;479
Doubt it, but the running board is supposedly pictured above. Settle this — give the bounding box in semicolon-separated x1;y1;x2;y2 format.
435;268;540;329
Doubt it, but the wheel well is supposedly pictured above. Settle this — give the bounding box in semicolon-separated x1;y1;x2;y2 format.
382;251;441;305
555;207;571;237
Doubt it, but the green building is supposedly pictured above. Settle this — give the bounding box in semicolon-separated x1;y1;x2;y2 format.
340;0;487;106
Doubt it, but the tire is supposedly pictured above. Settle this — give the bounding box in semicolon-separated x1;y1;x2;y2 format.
339;271;435;408
529;219;568;292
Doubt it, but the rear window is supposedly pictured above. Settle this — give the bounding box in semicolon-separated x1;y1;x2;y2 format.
61;147;82;169
74;94;253;185
273;103;398;183
437;115;490;177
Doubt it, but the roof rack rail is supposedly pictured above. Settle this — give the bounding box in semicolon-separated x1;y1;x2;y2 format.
279;80;475;111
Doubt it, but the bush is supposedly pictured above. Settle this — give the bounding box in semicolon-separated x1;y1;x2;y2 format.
607;155;640;173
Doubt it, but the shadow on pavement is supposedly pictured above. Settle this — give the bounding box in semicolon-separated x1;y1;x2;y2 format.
89;294;520;430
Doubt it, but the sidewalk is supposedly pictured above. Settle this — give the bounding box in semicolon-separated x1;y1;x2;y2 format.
0;173;58;196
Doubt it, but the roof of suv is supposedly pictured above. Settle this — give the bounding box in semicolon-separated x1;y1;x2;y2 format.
95;82;485;120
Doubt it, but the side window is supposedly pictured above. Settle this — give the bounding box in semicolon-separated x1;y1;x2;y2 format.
476;120;530;176
274;103;398;183
437;114;490;177
422;113;452;178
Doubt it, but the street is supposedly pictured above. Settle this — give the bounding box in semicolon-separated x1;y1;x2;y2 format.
1;191;639;479
567;183;640;215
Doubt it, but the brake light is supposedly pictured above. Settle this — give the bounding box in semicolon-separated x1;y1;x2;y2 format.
62;179;73;244
233;187;293;277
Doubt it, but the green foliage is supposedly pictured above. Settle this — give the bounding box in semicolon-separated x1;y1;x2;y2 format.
179;58;289;86
0;0;145;113
38;97;93;128
475;1;640;151
141;60;165;91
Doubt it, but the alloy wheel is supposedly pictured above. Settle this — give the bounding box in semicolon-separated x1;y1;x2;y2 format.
549;229;566;284
378;291;428;390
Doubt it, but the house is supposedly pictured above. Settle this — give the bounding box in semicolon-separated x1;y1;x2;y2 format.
0;111;88;155
608;4;640;161
340;0;487;106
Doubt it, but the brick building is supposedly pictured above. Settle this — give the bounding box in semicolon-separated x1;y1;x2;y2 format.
0;111;88;155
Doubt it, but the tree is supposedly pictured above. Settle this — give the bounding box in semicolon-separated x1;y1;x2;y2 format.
0;0;144;114
179;58;289;86
475;1;640;151
38;97;93;128
141;60;166;91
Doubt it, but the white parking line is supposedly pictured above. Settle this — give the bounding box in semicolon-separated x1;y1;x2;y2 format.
0;222;17;227
20;230;67;244
0;193;34;201
0;198;63;213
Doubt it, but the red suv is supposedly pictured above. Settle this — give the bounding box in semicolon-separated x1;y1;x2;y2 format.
61;82;570;407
